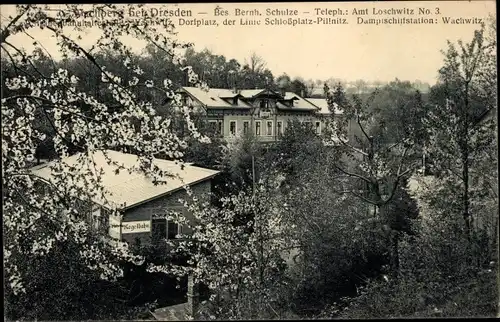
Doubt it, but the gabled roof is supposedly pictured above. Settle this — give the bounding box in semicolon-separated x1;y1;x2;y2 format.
276;95;321;111
238;89;267;98
179;87;322;112
31;150;219;211
283;92;300;100
238;89;284;98
304;98;344;115
180;87;253;109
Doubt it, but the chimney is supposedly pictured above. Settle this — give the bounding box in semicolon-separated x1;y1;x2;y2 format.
280;88;286;97
186;274;200;319
229;70;237;93
301;89;305;98
232;76;238;94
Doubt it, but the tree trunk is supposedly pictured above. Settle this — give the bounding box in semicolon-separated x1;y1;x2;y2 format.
494;215;499;263
390;231;400;277
375;204;399;277
378;204;400;277
187;274;200;319
462;84;472;243
462;154;471;241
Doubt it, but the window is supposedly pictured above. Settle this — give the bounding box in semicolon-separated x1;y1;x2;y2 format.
152;218;182;240
229;120;237;136
86;205;101;231
208;120;217;133
259;100;267;108
266;120;273;136
167;220;180;239
178;119;186;137
217;121;223;136
277;121;283;136
243;121;250;134
92;206;101;231
232;97;238;105
208;120;223;136
315;121;321;135
152;218;167;241
255;121;261;136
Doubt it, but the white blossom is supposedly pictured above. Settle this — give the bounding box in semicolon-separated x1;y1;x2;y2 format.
133;67;144;75
128;76;139;87
2;3;204;301
70;75;79;84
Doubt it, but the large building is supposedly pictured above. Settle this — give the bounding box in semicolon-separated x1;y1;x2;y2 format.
171;86;346;142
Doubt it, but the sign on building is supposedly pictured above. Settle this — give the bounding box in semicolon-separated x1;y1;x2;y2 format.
260;111;271;118
122;221;151;234
108;217;151;239
108;215;121;240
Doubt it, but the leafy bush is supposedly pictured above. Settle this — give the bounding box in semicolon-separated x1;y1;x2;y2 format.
5;233;138;320
335;266;497;319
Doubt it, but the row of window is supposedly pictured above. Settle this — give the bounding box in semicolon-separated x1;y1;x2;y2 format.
152;218;182;241
209;120;322;137
88;207;183;242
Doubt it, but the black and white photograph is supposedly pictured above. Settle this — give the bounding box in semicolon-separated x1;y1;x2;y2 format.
1;1;498;320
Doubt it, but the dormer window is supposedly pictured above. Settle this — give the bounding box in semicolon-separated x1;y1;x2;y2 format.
233;97;238;105
259;100;267;109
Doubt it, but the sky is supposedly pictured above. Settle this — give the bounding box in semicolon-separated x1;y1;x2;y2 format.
1;1;496;85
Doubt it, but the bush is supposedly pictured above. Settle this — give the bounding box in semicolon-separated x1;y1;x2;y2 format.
335;265;497;319
5;237;135;320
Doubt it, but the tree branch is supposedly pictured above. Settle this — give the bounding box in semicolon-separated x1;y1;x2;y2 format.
3;95;106;124
0;44;38;78
334;164;372;185
351;190;379;206
381;146;415;205
357;114;372;143
2;40;51;79
1;9;27;44
337;136;369;157
23;30;58;72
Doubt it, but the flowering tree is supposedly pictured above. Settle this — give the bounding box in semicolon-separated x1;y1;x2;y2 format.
147;177;298;319
2;4;207;318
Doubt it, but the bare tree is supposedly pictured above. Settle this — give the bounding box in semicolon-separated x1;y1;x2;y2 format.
354;79;368;94
305;79;316;97
246;52;267;74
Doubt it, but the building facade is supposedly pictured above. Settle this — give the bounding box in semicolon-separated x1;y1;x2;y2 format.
116;179;212;246
31;150;219;247
171;87;348;142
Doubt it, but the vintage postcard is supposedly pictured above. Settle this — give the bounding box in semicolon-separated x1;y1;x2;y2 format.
1;1;497;320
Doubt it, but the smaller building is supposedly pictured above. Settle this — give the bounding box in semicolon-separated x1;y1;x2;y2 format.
31;150;219;246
